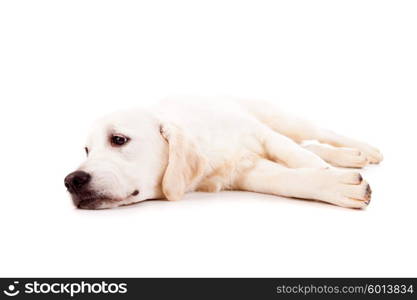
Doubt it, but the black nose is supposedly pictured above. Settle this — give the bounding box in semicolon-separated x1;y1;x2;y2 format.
64;171;91;193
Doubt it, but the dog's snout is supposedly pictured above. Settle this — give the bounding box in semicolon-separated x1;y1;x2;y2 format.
64;171;91;192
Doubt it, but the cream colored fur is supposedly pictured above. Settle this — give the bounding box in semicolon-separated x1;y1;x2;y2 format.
77;96;382;209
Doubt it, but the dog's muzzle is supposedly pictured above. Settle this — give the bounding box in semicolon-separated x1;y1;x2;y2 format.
64;170;95;208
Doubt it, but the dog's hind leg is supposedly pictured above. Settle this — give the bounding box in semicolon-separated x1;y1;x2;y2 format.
238;99;383;164
235;159;371;209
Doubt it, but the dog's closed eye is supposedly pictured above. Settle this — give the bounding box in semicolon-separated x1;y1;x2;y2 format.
110;134;130;147
84;147;89;156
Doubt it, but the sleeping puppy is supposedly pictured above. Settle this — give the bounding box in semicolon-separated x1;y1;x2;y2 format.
64;97;382;209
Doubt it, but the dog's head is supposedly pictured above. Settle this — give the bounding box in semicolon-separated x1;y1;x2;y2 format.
64;109;206;209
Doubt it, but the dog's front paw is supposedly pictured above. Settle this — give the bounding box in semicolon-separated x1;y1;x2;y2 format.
327;147;369;168
354;143;383;165
319;170;372;209
365;146;383;164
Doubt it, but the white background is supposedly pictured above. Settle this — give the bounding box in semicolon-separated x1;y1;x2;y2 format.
0;0;416;277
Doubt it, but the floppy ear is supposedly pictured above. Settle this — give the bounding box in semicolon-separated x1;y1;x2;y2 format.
160;123;207;201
